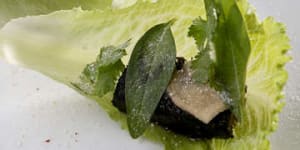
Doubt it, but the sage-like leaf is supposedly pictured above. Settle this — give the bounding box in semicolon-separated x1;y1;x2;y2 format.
125;21;176;138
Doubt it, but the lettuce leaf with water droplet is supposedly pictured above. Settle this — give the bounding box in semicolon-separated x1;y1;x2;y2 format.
0;0;290;149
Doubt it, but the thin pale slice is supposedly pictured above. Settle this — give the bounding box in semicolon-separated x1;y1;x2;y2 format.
167;64;228;124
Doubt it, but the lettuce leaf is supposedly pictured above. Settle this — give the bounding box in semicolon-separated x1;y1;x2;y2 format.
0;0;203;84
0;0;290;149
0;0;112;28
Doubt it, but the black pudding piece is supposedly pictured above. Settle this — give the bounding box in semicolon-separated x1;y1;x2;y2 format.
112;57;235;139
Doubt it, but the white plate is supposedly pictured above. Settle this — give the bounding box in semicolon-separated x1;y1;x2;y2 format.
0;0;299;149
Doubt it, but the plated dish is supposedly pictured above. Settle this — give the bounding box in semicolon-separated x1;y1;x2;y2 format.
0;0;290;149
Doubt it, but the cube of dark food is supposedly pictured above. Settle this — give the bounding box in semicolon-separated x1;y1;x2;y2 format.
112;58;235;139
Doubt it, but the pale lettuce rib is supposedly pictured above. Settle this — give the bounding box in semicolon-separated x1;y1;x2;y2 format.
0;0;290;149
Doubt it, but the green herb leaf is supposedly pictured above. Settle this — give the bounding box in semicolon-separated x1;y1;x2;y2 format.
188;18;208;51
190;50;214;84
125;21;176;138
188;18;214;84
212;0;251;120
189;0;251;120
73;42;127;97
188;0;218;84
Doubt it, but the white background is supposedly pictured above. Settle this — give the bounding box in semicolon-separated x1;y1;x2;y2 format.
0;0;299;149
